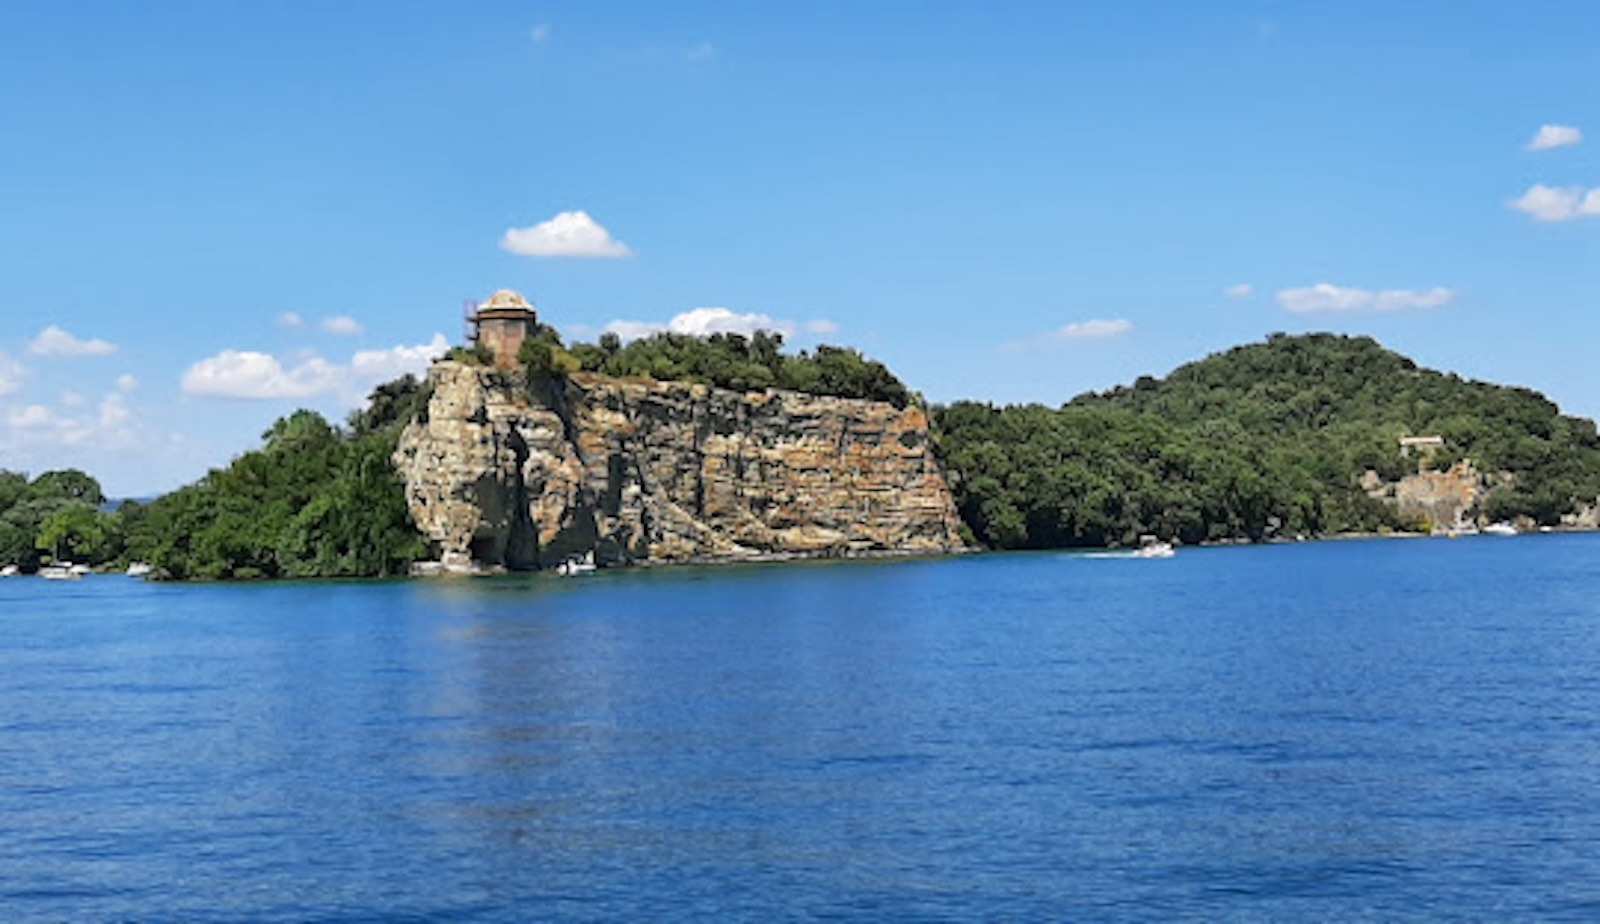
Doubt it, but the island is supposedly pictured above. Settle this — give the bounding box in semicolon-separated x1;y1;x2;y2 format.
5;293;1600;580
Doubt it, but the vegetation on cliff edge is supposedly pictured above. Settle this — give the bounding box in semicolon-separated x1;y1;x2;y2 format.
489;325;915;408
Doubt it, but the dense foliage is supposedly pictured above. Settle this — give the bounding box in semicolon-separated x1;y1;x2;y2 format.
345;373;432;437
935;333;1600;549
0;469;120;571
3;377;432;579
118;389;429;579
515;327;914;408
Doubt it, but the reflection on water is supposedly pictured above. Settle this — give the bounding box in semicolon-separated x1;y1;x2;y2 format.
5;539;1600;919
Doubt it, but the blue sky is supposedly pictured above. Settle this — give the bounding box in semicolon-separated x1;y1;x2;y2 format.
3;1;1599;496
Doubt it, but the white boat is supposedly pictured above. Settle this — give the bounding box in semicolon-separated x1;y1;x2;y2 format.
1133;536;1175;559
39;564;81;580
555;551;597;576
1483;522;1518;536
126;562;154;577
0;564;18;577
69;563;92;576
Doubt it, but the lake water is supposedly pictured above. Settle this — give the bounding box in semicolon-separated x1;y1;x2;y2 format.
4;536;1600;920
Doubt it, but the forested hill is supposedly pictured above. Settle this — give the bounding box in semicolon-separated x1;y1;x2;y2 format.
933;333;1600;549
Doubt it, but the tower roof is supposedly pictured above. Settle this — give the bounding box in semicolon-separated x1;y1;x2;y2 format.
477;289;536;315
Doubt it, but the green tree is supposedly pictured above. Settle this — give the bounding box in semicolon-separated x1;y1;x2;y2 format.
348;374;432;436
35;502;110;564
29;469;105;507
0;469;109;571
566;328;913;407
124;397;431;580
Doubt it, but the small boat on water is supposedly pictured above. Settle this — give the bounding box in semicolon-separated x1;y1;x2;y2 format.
126;562;154;577
555;551;598;576
69;563;92;576
39;563;82;580
1483;522;1518;536
0;564;18;577
1133;535;1175;559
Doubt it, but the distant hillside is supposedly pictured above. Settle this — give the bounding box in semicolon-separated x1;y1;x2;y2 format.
933;333;1600;548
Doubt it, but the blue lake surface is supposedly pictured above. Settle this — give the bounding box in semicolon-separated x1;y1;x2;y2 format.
5;535;1600;920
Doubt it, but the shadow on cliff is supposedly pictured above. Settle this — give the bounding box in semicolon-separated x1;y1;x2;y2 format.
520;375;607;569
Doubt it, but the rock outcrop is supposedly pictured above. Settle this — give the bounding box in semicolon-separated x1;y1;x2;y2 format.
394;362;966;571
1561;500;1600;530
1363;460;1507;530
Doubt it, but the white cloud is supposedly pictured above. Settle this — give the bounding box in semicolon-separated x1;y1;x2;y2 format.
321;315;364;336
116;374;138;392
29;325;117;356
182;334;449;400
8;404;52;428
601;307;834;343
604;320;670;341
182;350;344;399
669;307;784;337
350;333;450;381
501;210;634;258
1056;319;1134;340
686;40;717;62
2;388;140;449
277;312;304;328
1527;124;1582;151
1002;319;1134;352
559;322;599;340
99;393;130;428
0;351;24;395
1276;283;1455;314
1223;283;1254;298
530;23;551;42
61;391;86;407
1508;183;1600;222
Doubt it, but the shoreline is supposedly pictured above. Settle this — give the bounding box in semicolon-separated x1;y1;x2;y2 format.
23;525;1592;584
409;522;1600;579
409;543;975;578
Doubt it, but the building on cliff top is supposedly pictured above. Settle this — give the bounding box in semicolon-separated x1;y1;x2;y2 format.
469;289;538;368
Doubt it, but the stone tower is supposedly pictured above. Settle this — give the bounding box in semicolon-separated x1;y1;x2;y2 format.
471;289;538;368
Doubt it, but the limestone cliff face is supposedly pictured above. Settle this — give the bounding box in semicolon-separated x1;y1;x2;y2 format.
394;361;966;570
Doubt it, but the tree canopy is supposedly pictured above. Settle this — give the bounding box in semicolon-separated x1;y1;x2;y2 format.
119;393;428;580
0;469;119;571
510;327;915;408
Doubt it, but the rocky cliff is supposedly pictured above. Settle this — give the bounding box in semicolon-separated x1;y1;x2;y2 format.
393;361;966;571
1362;460;1524;531
1362;461;1484;529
